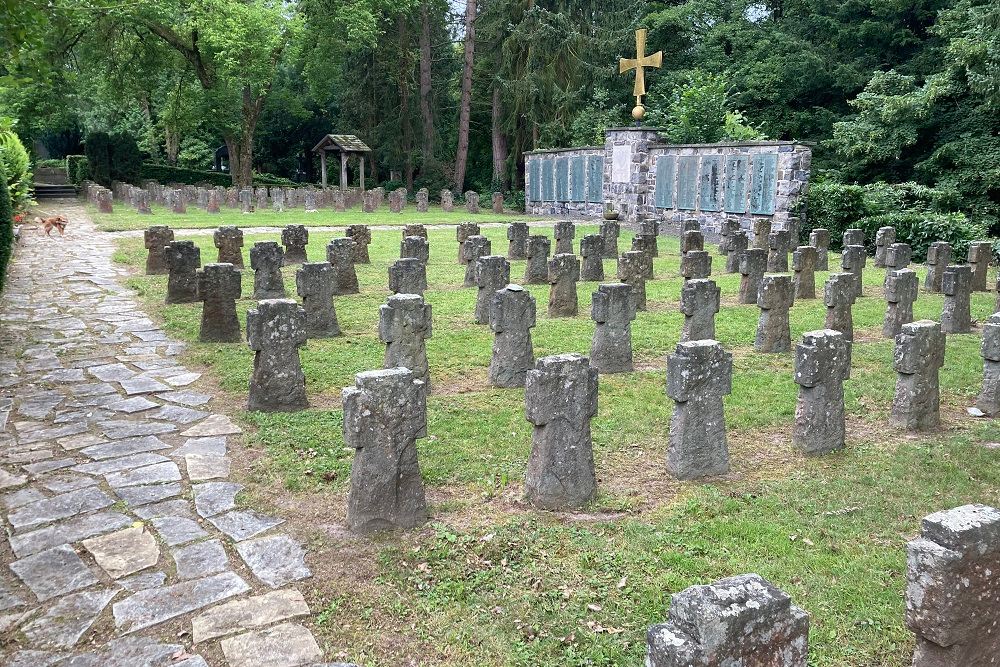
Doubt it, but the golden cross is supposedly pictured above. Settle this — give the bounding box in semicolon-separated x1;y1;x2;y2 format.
619;28;662;106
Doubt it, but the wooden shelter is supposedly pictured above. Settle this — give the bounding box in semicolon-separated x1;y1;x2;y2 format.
311;134;372;190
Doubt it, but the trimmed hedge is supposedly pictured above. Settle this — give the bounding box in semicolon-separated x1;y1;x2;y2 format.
67;155;88;185
139;163;300;187
853;212;986;263
0;163;13;294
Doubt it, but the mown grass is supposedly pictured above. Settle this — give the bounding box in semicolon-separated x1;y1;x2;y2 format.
91;201;549;232
112;221;1000;667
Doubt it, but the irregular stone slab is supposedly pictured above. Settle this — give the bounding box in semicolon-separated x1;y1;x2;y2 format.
99;420;176;439
8;486;114;531
88;363;135;382
891;320;945;431
133;499;194;520
120;376;170;395
173;539;229;580
164;372;201;387
0;467;28;489
186;454;230;480
193;482;243;518
16;422;88;445
235;534;310;588
119;571;167;592
220;622;323;667
157;390;213;407
10;544;99;601
646;573;808;666
0;581;25;611
82;526;160;579
10;511;132;558
524;354;598;509
192;589;310;643
6;651;64;667
209;509;284;541
106;397;159;414
106;461;181;489
115;483;181;507
81;435;170;460
73;452;170;476
112;571;250;633
793;329;851;455
21;588;116;649
906;504;1000;667
181;414;242;437
150;516;208;546
173;436;227;458
3;486;46;510
23;458;76;475
148;404;208;424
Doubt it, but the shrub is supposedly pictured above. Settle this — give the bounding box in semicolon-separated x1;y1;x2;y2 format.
66;155;89;184
0;124;32;211
853;211;986;262
109;134;142;183
35;158;64;169
85;132;112;186
139;163;301;187
0;162;13;294
801;182;866;247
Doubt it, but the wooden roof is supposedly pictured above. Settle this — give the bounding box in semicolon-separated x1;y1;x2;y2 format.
311;134;371;153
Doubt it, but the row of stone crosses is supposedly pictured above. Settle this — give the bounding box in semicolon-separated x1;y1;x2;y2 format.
138;218;1000;665
86;180;504;215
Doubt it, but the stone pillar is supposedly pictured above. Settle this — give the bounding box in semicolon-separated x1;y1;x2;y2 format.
346;225;372;264
389;258;428;296
591;283;636;373
249;241;286;300
680;250;712;281
213;226;244;268
942;264;972;334
638;219;659;257
164;241;201;304
474;256;511;324
378;294;432;386
579;234;605;281
462;235;492;287
524;353;598;509
718;218;740;257
170;189;185;214
726;230;748;274
885;242;912;278
681;219;700;233
403;224;428;240
793;329;850;454
206;189;221;214
524;235;551;285
756;274;795;353
884;268;918;338
738;248;767;304
600;220;620;259
751;218;771;249
680;279;720;342
666;340;733;479
456;222;481;264
96;189;114;213
554;220;575;255
630;235;656;279
492;191;504;214
874;226;895;267
415;188;429;212
295;262;340;338
303;190;318;212
841;245;866;298
344;367;428;533
326;238;360;295
843;228;864;247
335;189;349;213
255;187;268;212
281;225;308;265
507;222;529;260
824;273;857;342
440;189;454;212
247;299;308;412
767;229;791;272
197;264;242;343
968;241;992;292
891;320;945;430
400;236;430;263
646;574;809;667
618;251;647;311
271;188;285;212
488;284;536;388
545;254;579;317
905;504;1000;666
924;241;951;293
810;228;830;271
143;226;174;275
792;245;817;299
239;189;253;214
465;191;480;213
977;314;1000;416
136;190;152;214
388;190;404;213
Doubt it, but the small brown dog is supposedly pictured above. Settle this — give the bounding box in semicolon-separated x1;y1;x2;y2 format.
35;215;69;235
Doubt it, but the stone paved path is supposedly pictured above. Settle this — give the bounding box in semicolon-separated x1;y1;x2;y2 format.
0;202;337;667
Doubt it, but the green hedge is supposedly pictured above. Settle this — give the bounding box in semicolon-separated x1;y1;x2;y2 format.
67;155;88;184
0;163;13;294
139;163;300;187
853;212;986;263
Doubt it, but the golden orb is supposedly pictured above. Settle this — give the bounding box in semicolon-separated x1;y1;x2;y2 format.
631;105;646;121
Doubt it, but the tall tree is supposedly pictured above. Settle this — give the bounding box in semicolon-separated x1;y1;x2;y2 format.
419;2;435;171
453;0;477;192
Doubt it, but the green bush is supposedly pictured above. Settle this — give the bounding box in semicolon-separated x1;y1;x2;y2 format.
0;163;13;294
109;134;142;183
140;163;302;187
0;126;32;211
35;158;64;169
67;155;89;184
85;132;112;186
801;182;866;248
853;211;986;262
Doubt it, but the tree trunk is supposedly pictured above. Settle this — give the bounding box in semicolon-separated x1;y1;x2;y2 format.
226;85;265;189
491;85;509;191
419;2;435;171
398;15;414;191
453;0;476;192
165;126;180;166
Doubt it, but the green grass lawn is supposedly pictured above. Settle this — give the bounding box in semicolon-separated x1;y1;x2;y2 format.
90;201;550;232
113;223;1000;667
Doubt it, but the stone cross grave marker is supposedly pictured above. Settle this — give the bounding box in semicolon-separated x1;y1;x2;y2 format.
249;241;286;300
891;319;945;431
942;264;972;334
793;329;851;454
591;283;636;373
489;284;536;388
462;235;492;287
874;226;895;268
547;253;580;317
792;245;817;299
579;234;605;281
554;220;575;255
214;227;244;268
326;238;360;295
456;222;481;264
296;262;341;338
767;229;791;272
810;228;830;271
977;313;1000;416
507;222;529;260
755;274;794;353
618;250;647;311
389;257;428;296
198;263;242;343
824;273;857;342
247;298;308;412
346;225;372;264
379;294;432;387
924;241;951;293
738;248;767;304
165;240;201;304
281;225;308;265
524;235;551;285
143;226;174;275
680;278;720;343
400;236;430;263
474;256;511;324
883;268;918;338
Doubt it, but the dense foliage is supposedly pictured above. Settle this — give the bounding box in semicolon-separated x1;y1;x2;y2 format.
0;162;14;292
0;119;32;210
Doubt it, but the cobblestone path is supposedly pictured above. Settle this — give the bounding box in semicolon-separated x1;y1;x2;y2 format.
0;202;338;667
